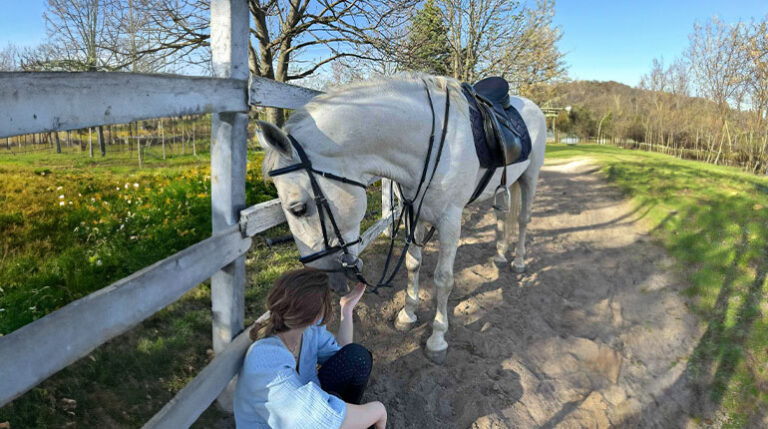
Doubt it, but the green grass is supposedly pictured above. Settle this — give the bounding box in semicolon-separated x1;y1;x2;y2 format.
547;143;768;426
0;146;383;428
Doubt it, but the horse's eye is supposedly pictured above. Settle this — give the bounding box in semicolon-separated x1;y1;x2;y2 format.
288;201;307;217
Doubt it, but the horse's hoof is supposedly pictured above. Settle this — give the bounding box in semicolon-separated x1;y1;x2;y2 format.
394;317;416;331
493;254;507;264
513;262;526;273
395;310;417;331
425;347;448;364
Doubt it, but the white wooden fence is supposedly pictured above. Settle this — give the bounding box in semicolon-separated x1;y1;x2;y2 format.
0;0;396;426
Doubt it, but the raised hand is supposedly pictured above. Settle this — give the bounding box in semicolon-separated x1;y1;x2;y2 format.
340;282;366;317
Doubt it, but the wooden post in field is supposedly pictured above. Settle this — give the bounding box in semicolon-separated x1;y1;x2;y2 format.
161;119;166;160
54;132;62;153
192;122;197;156
210;0;248;411
98;126;106;157
88;128;94;158
138;136;143;168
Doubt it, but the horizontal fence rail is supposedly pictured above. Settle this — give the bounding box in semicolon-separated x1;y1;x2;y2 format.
249;76;322;109
0;224;252;406
143;311;269;428
146;204;400;427
239;199;286;237
0;72;247;138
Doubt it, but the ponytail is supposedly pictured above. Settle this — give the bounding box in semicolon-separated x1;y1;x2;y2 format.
249;268;333;342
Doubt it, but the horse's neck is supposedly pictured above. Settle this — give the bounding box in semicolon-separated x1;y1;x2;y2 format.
298;101;436;194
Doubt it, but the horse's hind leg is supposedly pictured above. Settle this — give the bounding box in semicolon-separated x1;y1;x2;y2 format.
512;171;539;273
493;181;521;264
426;208;462;364
395;222;424;331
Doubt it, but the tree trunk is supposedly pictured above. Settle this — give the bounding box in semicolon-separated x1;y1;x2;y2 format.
55;132;62;154
88;128;94;158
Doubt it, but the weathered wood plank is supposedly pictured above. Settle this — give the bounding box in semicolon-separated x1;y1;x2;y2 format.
144;311;270;428
0;72;247;138
239;199;286;237
249;76;322;109
360;207;400;252
143;327;251;428
0;226;252;407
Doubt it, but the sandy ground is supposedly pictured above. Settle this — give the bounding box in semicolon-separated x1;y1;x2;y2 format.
349;159;704;428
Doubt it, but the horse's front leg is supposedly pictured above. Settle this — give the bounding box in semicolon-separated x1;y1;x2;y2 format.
395;223;424;331
425;208;462;364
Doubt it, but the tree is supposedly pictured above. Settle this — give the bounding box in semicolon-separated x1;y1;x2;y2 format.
42;0;124;71
437;0;565;89
745;15;768;128
248;0;414;124
402;0;451;75
0;44;20;71
686;17;749;122
126;0;414;125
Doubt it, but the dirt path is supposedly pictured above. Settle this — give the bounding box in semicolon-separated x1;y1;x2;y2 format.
353;159;704;428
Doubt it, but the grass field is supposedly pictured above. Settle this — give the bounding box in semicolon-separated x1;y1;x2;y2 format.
1;143;766;427
547;143;768;426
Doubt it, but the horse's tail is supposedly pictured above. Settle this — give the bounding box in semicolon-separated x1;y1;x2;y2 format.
507;180;522;237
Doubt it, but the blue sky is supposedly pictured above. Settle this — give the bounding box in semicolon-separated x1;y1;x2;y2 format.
2;1;766;87
554;0;768;86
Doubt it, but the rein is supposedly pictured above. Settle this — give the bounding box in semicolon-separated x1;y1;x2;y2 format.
268;79;451;294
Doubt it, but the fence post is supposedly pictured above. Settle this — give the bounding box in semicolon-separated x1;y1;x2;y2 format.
381;179;393;236
210;0;249;412
161;119;166;160
137;136;143;169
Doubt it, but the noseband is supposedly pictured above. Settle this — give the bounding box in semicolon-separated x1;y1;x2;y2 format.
268;79;451;293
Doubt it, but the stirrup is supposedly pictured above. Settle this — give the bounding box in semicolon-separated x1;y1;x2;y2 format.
492;185;511;212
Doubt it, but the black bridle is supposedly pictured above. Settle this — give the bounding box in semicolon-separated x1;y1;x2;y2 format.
268;135;368;277
268;79;451;293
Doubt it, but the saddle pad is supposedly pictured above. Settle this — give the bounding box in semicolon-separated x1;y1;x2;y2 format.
461;85;531;169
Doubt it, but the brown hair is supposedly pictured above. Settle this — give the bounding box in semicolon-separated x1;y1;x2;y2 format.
249;268;334;341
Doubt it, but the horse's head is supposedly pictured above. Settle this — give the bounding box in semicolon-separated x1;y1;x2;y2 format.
255;120;368;294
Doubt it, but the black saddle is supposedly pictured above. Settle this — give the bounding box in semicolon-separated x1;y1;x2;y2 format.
461;77;532;204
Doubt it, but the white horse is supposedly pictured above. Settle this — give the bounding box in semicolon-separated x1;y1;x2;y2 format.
256;74;546;363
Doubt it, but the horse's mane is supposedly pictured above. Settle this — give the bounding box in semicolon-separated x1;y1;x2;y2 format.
262;73;465;175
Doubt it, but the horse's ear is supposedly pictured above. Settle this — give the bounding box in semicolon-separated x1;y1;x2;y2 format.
255;120;292;159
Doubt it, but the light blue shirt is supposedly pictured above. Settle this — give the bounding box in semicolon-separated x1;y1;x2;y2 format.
234;322;345;428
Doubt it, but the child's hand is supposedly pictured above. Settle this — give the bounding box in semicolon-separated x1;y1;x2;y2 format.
339;282;366;317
